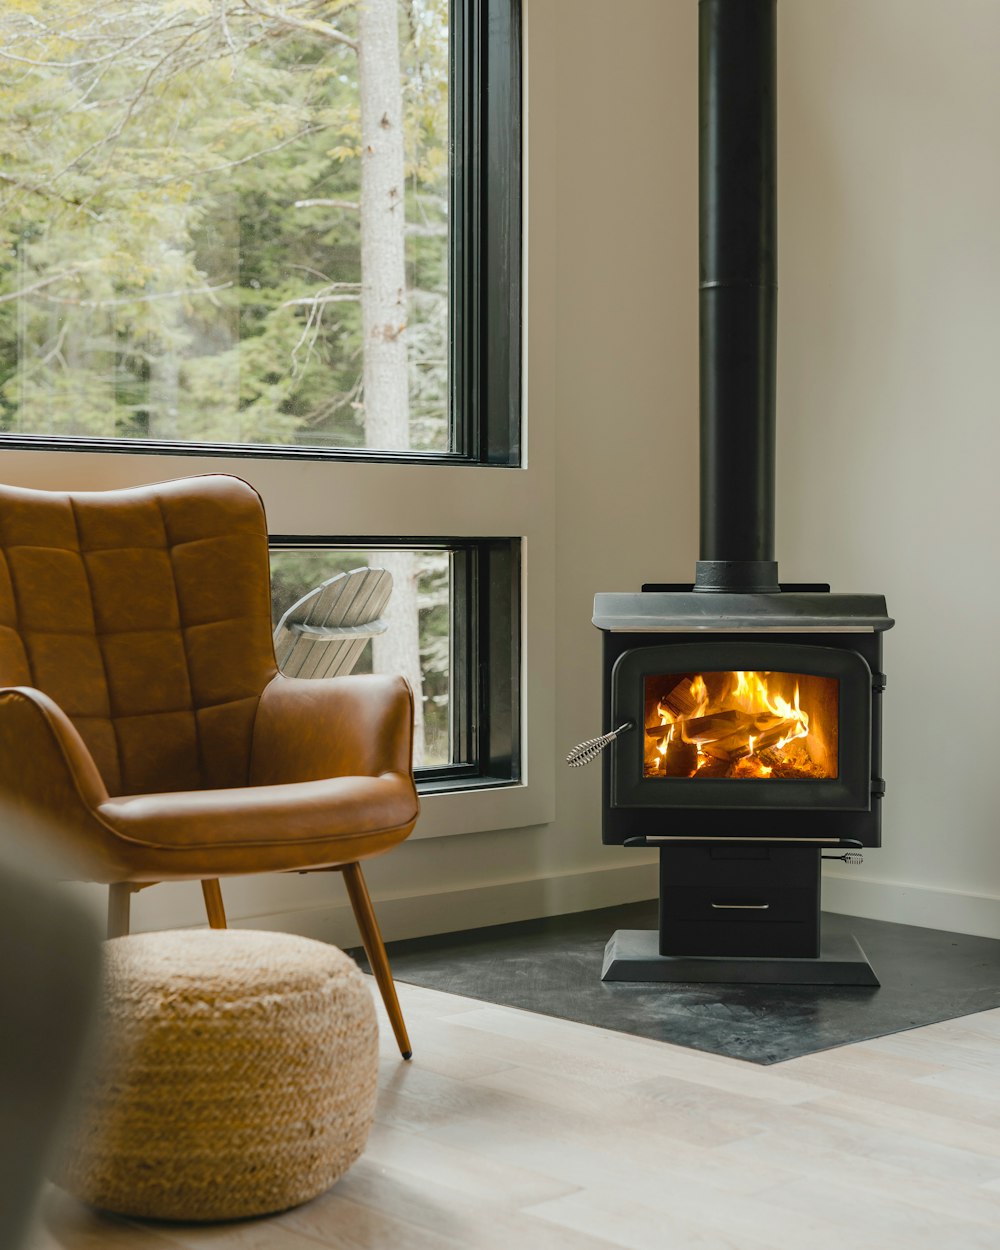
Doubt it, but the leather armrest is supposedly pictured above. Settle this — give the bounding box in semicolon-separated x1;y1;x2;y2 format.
249;673;415;786
0;687;112;876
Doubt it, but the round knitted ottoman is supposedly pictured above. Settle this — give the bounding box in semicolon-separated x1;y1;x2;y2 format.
54;929;378;1222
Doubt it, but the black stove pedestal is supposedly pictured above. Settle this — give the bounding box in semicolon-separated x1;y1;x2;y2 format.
659;844;821;958
601;929;879;986
601;843;880;986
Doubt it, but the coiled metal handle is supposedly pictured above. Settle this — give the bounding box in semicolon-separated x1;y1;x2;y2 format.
566;722;633;768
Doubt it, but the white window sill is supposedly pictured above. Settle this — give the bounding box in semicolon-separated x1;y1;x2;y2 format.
411;779;554;840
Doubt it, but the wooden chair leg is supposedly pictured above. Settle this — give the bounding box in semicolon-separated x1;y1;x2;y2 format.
340;862;412;1060
201;879;228;929
107;883;133;939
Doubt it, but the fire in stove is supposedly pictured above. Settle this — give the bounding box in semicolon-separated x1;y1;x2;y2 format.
643;671;839;780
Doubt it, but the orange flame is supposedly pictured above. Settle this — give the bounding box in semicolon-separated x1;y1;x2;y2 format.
643;670;826;780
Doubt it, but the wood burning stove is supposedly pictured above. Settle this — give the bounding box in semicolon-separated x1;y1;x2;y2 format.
570;0;894;985
591;591;891;976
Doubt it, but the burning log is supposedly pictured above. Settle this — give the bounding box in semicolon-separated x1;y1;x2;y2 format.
646;676;701;733
693;756;731;778
663;738;698;776
669;709;805;763
658;675;700;719
681;710;752;742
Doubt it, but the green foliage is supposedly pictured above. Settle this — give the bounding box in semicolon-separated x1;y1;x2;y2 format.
0;0;449;449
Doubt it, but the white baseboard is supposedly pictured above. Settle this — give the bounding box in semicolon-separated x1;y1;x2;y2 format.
230;858;661;947
823;870;1000;940
132;860;1000;948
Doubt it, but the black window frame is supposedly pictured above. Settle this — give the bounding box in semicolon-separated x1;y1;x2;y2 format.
269;535;521;792
451;0;522;465
0;0;522;468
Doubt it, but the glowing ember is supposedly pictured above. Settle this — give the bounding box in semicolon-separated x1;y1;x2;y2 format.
643;670;837;780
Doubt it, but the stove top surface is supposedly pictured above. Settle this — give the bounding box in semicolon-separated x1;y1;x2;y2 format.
593;589;893;633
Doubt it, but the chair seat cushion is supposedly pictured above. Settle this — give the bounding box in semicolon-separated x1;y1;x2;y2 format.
96;772;418;879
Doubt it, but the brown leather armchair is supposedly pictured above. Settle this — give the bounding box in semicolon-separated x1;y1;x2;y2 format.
0;474;419;1058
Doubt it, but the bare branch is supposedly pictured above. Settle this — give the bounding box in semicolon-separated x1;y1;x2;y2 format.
281;293;361;307
155;126;324;183
217;0;240;64
0;266;93;306
294;197;360;211
0;24;162;69
236;1;357;52
95;20;216;185
48;17;215;185
33;282;234;310
287;264;335;282
0;172;103;221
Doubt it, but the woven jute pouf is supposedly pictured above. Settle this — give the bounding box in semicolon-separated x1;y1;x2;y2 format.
54;929;378;1222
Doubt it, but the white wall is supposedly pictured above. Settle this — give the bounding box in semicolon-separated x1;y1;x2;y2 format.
5;0;1000;942
777;0;1000;935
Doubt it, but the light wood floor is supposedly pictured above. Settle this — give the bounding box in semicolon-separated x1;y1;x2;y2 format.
28;980;1000;1250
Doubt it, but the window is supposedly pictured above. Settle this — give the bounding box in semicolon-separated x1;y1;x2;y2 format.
0;0;519;464
0;0;541;823
270;538;519;786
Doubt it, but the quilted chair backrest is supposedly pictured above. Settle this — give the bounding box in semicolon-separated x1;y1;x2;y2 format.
0;475;278;796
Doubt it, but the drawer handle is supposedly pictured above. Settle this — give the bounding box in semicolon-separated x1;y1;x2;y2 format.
711;902;770;910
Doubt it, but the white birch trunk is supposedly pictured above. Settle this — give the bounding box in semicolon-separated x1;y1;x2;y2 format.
358;0;426;763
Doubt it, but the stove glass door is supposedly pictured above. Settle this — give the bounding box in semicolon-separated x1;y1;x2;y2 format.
611;641;872;812
643;670;838;780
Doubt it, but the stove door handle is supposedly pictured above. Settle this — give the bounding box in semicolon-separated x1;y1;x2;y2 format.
710;902;770;910
566;722;634;768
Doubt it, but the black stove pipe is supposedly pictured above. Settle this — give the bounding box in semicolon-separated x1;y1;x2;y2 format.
695;0;780;594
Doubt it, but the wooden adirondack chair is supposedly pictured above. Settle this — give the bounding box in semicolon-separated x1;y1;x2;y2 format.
273;567;393;679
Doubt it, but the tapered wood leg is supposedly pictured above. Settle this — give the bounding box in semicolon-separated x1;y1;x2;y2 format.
201;879;228;929
341;861;412;1060
107;883;133;939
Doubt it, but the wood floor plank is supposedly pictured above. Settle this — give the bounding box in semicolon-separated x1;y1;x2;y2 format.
425;1104;796;1205
469;1062;773;1150
720;1122;1000;1225
361;1120;581;1206
278;1191;471;1250
797;1090;1000;1161
752;1176;1000;1250
30;1190;189;1250
779;1052;1000;1125
524;1184;854;1250
280;1162;620;1250
374;1019;517;1082
445;1001;832;1103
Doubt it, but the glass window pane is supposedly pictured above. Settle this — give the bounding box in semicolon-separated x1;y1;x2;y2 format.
0;1;449;453
270;547;452;767
643;671;839;780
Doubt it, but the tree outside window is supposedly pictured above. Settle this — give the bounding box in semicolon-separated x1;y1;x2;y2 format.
0;0;451;763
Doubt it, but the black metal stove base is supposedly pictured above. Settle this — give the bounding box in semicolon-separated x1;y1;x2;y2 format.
601;928;879;986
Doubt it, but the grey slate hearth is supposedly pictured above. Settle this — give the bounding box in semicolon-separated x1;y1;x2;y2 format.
349;902;1000;1065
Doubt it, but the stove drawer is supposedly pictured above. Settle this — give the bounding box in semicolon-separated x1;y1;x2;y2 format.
660;844;818;890
663;886;815;924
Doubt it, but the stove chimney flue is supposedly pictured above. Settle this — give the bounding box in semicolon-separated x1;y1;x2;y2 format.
695;0;779;594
